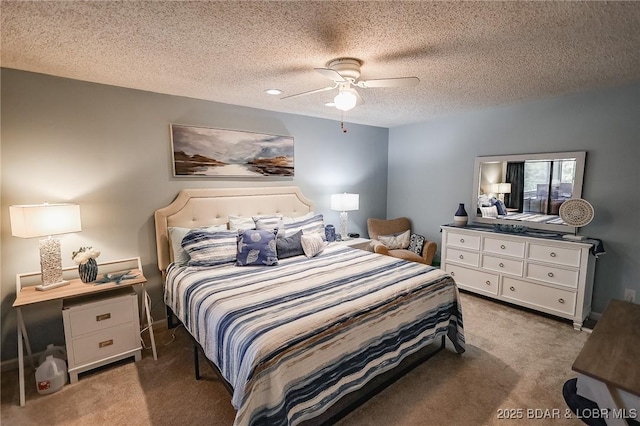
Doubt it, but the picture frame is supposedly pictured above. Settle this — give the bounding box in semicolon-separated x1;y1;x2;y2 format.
170;124;294;177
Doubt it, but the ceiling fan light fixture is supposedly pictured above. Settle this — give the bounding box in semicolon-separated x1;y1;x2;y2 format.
334;88;358;111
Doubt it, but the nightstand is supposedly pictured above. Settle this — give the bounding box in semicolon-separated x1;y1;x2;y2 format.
13;257;157;406
63;287;142;383
332;237;372;251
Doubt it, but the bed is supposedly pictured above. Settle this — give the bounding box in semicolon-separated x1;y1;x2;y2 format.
155;186;465;425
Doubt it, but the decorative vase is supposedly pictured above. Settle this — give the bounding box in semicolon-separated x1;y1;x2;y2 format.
78;258;98;283
454;203;468;227
325;224;336;242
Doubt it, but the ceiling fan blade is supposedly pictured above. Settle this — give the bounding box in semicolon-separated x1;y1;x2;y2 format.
281;85;336;100
358;77;420;88
314;67;347;83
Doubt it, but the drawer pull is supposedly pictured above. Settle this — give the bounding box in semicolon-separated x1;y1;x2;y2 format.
548;272;554;278
550;252;557;257
499;262;505;268
558;298;565;304
485;280;491;286
509;286;515;291
500;244;506;249
459;254;464;259
96;313;111;322
99;339;114;348
460;238;465;243
450;271;455;276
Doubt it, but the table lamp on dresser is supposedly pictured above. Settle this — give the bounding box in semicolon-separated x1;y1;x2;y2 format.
10;203;82;291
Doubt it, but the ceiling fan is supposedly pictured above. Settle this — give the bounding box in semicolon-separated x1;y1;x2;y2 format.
281;57;420;111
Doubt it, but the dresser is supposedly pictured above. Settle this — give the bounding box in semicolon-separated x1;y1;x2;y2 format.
441;225;597;330
62;287;142;383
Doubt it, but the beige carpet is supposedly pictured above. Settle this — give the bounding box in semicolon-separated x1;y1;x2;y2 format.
1;293;589;425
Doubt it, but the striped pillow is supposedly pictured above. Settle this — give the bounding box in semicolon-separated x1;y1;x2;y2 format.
182;229;237;267
284;214;324;238
169;225;227;265
301;233;326;258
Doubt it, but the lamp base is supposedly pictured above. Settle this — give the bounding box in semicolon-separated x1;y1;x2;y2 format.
35;280;70;291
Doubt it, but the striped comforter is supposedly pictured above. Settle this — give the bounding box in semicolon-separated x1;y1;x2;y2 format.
165;245;465;425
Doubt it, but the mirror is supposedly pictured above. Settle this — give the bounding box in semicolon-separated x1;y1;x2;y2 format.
472;151;586;232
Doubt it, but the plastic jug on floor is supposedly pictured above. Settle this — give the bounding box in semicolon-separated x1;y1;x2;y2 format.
38;344;67;365
35;355;67;395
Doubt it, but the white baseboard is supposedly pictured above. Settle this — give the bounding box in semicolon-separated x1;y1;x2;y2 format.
1;318;168;373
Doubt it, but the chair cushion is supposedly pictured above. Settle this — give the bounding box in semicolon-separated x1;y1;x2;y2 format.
388;249;425;264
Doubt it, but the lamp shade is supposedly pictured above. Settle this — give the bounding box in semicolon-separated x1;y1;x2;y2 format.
331;193;359;212
10;203;81;238
497;183;511;194
492;183;511;194
333;89;358;112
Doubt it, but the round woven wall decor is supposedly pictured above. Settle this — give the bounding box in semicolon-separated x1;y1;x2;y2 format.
559;198;594;227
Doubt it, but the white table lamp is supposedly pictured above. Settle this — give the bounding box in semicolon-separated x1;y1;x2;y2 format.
492;183;511;202
10;203;82;291
331;193;359;239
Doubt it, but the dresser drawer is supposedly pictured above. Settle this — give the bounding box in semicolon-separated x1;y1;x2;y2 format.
445;248;480;267
482;255;523;276
483;237;525;258
528;243;581;267
66;296;135;337
446;264;498;295
70;323;140;366
501;277;576;316
526;263;579;289
446;232;481;251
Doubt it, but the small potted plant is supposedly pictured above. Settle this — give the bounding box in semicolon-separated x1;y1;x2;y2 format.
72;247;101;283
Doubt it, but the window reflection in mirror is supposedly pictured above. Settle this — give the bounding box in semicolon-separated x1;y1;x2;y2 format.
473;152;586;232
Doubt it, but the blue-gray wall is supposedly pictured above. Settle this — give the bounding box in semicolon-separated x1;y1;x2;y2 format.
0;69;389;361
388;82;640;314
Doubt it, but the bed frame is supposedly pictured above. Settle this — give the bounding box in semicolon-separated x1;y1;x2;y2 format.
154;186;446;425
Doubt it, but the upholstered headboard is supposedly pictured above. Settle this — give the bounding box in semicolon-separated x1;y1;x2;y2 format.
154;186;314;274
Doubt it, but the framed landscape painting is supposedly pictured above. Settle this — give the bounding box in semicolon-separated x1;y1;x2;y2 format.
170;124;294;177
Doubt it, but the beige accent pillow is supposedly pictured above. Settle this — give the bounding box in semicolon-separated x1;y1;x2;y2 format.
378;229;411;250
301;233;326;258
480;205;499;218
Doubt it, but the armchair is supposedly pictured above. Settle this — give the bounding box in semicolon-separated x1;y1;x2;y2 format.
367;217;437;265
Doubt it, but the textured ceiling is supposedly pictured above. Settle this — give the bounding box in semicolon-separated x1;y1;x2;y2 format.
2;1;640;127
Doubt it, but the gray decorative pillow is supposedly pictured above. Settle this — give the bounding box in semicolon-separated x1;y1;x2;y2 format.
276;230;304;259
408;233;426;256
236;229;278;266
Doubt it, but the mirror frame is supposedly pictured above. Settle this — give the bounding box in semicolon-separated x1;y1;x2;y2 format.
471;151;586;233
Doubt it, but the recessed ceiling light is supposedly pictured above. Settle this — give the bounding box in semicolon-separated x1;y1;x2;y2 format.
324;102;335;107
265;89;283;95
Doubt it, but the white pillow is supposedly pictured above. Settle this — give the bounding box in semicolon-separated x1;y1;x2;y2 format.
282;212;315;224
228;215;256;231
169;225;227;264
254;214;284;237
301;233;326;258
480;205;499;218
378;229;411;250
